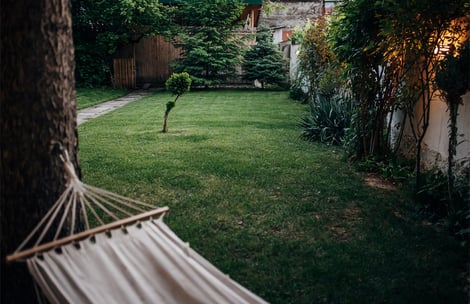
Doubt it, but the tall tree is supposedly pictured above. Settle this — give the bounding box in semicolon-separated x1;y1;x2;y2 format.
1;0;79;302
331;0;392;159
242;25;288;89
436;40;470;207
171;0;247;87
297;17;339;103
71;0;170;87
331;0;469;190
380;0;468;191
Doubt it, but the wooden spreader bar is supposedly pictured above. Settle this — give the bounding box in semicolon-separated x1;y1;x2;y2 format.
6;207;169;264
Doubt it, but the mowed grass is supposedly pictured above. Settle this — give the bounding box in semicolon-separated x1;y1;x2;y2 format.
76;87;129;109
78;89;468;304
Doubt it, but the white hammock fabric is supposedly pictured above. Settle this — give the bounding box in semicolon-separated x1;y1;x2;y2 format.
8;150;268;304
27;218;267;304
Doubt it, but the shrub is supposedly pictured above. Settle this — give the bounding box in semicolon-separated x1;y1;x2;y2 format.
296;16;344;103
355;156;415;181
288;84;308;103
165;72;192;96
416;163;470;246
299;94;352;145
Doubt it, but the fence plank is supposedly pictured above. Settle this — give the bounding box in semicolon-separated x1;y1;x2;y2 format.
113;58;136;89
135;36;181;85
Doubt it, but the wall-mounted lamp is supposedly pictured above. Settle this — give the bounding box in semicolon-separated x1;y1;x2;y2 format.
434;44;456;57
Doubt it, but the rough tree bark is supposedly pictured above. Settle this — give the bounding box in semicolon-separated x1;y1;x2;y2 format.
162;95;180;133
447;101;459;205
1;0;79;302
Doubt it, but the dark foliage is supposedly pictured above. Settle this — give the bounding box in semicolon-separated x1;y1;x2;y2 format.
242;25;288;89
170;0;246;87
71;0;170;87
299;94;353;145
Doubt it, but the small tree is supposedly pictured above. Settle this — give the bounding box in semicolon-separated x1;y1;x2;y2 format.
331;1;395;159
162;72;192;133
435;41;470;207
171;0;246;87
242;25;288;89
298;17;338;102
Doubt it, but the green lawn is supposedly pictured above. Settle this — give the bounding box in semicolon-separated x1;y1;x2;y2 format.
78;89;468;304
76;87;129;109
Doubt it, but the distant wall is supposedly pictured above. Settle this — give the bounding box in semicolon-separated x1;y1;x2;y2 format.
259;1;322;29
421;92;470;170
392;92;470;173
259;2;323;84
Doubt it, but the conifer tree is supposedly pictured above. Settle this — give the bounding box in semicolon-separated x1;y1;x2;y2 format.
171;0;246;87
242;25;287;89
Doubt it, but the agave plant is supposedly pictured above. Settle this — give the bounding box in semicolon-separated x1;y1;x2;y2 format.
299;94;352;145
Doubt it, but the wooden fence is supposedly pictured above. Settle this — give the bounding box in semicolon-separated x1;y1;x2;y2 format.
135;35;181;85
113;32;254;88
113;58;136;89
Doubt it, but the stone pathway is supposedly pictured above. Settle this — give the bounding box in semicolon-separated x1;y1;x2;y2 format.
77;90;150;125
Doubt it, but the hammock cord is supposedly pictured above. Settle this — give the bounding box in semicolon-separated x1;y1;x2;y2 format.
11;148;165;260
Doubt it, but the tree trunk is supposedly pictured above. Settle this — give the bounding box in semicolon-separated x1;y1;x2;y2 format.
415;139;423;192
447;99;460;209
1;0;79;302
162;109;171;133
162;96;180;133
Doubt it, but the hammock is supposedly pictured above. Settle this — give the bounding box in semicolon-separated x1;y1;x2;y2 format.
7;151;268;304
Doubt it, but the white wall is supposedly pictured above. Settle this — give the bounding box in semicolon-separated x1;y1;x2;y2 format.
392;92;470;172
290;44;300;80
421;92;470;170
272;28;284;45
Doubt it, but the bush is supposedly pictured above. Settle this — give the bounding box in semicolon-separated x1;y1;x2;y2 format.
288;85;308;103
299;94;352;145
355;156;415;181
417;164;470;246
75;46;111;88
165;72;192;96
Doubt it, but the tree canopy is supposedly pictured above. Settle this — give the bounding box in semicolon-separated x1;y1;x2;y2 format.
242;25;288;89
162;72;192;133
170;0;247;87
72;0;171;87
330;0;469;160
